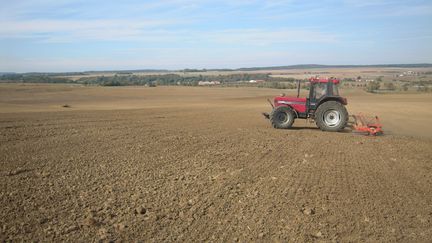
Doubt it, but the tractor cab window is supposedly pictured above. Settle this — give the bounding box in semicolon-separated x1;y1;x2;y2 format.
313;83;327;100
333;84;340;96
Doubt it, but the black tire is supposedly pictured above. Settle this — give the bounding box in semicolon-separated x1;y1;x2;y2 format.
270;106;295;129
315;101;348;132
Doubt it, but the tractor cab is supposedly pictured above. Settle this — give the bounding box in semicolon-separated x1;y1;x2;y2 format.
307;77;347;113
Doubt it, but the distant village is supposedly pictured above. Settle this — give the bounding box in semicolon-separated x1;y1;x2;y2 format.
198;79;265;86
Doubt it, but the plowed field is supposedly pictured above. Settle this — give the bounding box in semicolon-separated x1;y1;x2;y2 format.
1;84;431;242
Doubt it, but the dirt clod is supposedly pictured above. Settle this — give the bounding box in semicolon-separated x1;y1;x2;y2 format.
82;217;98;227
135;206;147;215
114;223;126;231
38;218;48;224
302;207;315;215
38;171;51;178
64;225;79;234
7;168;30;176
97;227;109;240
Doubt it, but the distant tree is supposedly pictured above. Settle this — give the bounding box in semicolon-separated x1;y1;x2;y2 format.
366;81;380;92
417;85;430;92
384;82;395;90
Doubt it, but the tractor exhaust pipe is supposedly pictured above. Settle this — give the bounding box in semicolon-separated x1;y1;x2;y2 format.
297;80;301;98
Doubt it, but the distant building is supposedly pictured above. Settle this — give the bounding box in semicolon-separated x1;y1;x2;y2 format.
249;79;265;83
400;71;416;76
198;81;220;86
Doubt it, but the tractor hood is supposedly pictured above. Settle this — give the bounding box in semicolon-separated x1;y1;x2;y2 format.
274;96;306;105
274;96;307;113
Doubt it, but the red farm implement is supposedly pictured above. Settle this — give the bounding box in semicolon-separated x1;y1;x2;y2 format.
349;113;383;136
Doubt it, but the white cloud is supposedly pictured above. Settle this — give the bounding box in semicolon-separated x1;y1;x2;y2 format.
0;16;338;45
342;0;396;8
0;18;186;42
342;0;432;16
208;29;338;45
377;4;432;17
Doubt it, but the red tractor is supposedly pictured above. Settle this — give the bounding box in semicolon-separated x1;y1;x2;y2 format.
263;77;349;132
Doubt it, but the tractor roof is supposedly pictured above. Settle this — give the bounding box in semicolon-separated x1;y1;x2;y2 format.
309;77;340;84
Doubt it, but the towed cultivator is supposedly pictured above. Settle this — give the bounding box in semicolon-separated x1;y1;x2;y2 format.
348;113;383;136
263;77;383;136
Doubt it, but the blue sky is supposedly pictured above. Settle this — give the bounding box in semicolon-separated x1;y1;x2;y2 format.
1;0;431;72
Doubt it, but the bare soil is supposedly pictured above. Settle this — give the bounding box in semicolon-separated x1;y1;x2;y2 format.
1;84;431;242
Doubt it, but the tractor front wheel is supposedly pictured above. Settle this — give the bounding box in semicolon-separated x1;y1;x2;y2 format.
270;106;295;129
315;101;348;132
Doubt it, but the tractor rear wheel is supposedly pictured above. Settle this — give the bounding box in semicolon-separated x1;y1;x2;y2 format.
315;101;348;132
270;106;295;129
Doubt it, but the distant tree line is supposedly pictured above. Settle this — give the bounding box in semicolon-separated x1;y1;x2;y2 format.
77;73;279;86
5;73;428;92
0;73;297;86
0;74;72;83
364;79;432;93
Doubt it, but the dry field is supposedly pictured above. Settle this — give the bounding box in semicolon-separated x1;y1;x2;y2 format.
267;67;432;80
1;84;431;242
